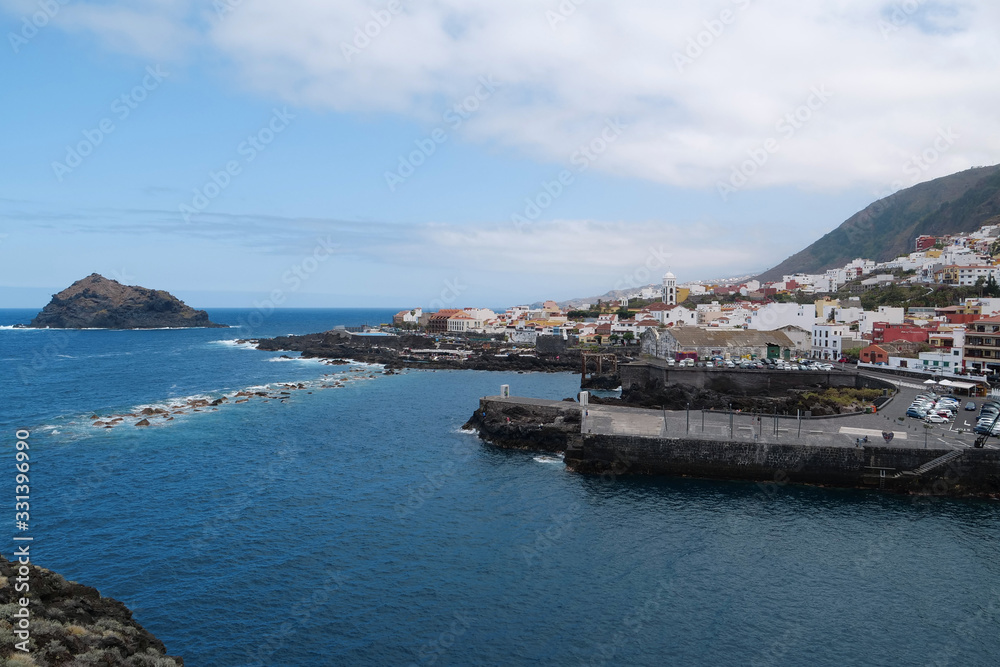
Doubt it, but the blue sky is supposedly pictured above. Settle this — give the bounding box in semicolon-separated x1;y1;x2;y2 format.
1;0;997;309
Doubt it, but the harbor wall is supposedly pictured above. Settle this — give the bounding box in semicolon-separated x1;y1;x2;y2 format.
565;434;1000;494
470;397;1000;496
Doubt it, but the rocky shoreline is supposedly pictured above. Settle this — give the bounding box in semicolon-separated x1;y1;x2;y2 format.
0;555;183;665
462;398;581;453
248;331;587;373
87;367;381;431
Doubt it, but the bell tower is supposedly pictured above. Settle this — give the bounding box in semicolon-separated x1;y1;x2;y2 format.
662;272;676;305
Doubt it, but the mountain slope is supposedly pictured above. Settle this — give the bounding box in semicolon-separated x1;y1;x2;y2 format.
756;165;1000;282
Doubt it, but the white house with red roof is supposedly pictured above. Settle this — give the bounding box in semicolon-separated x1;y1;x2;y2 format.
641;302;697;327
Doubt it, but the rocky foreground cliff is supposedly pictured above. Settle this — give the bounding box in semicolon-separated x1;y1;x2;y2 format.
0;555;183;665
29;274;225;329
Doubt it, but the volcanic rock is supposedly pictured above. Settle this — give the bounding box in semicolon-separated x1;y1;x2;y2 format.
29;273;225;329
0;554;183;664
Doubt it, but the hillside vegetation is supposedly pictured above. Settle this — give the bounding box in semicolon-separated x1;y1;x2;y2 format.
757;165;1000;282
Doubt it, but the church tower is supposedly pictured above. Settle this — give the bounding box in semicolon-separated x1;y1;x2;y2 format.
662;272;677;305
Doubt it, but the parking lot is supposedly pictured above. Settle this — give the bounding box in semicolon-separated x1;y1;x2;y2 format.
857;371;996;450
670;357;846;372
584;368;997;451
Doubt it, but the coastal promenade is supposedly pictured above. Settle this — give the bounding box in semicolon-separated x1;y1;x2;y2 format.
490;370;995;451
471;370;1000;495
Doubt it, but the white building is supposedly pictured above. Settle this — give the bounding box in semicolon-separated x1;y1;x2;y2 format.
812;324;862;360
939;248;986;266
393;308;423;324
858;306;905;335
662;272;677;305
887;350;964;375
966;298;1000;317
942;265;998;286
747;303;816;331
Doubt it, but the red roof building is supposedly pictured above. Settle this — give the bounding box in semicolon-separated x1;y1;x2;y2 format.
427;309;461;333
871;322;931;345
859;341;922;364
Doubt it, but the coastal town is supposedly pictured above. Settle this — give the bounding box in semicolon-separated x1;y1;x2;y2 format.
379;222;1000;384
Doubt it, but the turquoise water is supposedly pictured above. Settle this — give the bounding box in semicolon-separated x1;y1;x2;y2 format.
2;308;1000;666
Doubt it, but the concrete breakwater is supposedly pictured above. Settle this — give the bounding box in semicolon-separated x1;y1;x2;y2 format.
465;396;1000;497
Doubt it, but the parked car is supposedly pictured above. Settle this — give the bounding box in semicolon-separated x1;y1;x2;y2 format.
966;401;978;411
924;414;948;424
974;421;1000;435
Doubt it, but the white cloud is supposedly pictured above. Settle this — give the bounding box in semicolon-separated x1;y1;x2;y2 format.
6;205;786;297
6;0;1000;192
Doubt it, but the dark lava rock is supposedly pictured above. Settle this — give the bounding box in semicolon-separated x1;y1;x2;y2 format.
463;401;581;453
135;418;150;427
591;380;868;416
29;273;226;329
0;554;183;665
251;331;586;373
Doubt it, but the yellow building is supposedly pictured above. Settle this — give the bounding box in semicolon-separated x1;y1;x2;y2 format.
814;297;839;318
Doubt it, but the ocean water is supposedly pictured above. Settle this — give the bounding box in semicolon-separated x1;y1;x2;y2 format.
2;308;1000;666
